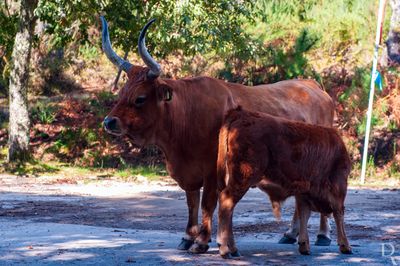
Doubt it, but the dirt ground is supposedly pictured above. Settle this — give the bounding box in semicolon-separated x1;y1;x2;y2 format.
0;174;399;265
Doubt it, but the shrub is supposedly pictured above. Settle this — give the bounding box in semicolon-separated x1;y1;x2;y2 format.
31;103;58;124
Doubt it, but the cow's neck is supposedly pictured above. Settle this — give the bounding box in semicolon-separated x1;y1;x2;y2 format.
151;94;219;183
153;128;208;189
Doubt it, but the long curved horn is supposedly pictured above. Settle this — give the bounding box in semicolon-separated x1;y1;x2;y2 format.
138;19;161;79
100;16;133;73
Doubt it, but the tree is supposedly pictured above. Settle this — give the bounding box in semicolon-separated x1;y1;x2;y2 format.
387;0;400;63
7;0;38;163
35;1;260;62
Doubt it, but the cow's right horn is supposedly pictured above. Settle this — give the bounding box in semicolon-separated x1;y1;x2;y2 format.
100;16;133;73
138;19;161;79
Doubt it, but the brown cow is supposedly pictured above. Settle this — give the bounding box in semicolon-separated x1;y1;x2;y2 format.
216;106;352;258
100;17;335;253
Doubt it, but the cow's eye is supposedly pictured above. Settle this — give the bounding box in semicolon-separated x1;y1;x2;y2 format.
134;95;147;107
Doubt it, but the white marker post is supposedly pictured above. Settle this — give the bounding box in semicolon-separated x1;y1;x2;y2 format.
360;0;387;184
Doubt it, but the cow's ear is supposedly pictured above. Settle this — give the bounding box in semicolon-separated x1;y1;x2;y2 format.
157;84;173;102
163;86;173;101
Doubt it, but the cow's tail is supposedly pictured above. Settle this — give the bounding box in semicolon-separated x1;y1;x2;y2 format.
217;123;230;192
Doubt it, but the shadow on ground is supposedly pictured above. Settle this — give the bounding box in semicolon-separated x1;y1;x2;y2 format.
0;180;399;265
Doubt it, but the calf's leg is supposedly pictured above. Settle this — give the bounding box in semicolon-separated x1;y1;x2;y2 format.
178;190;200;250
333;208;352;254
217;187;247;259
296;196;311;255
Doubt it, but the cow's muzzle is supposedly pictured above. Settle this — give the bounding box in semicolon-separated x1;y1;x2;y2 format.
103;116;122;136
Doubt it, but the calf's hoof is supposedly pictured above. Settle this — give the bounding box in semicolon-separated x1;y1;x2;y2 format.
231;250;241;257
221;252;233;259
315;234;332;246
298;242;311;255
177;238;194;250
339;245;353;254
188;242;209;254
220;250;241;259
278;235;297;244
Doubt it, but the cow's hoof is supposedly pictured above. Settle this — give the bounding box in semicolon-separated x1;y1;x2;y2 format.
315;234;331;246
339;245;353;254
278;235;297;244
177;238;194;250
188;242;209;254
298;242;311;255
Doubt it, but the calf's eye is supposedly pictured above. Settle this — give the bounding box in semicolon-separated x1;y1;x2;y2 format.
134;95;147;107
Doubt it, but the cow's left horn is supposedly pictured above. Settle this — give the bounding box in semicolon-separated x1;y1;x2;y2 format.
138;19;161;79
100;16;133;73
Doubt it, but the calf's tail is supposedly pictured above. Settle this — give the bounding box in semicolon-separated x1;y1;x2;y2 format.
257;182;285;221
217;124;229;192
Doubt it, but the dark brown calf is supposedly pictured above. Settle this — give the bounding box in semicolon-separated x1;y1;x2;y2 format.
216;107;352;258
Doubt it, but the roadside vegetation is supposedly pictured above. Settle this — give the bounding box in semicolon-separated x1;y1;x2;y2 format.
0;0;399;186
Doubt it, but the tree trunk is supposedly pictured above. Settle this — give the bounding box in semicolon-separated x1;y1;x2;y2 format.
387;0;400;63
7;0;37;163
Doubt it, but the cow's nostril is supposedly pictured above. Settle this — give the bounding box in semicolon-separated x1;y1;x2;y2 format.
103;116;119;132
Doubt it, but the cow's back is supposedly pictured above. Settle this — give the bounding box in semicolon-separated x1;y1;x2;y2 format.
227;79;334;127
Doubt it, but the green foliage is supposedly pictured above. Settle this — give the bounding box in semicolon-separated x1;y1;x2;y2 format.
88;91;117;118
35;0;258;62
48;128;99;157
31;102;58;124
218;28;319;84
79;43;99;63
270;28;319;80
0;3;19;95
357;114;378;136
35;0;100;48
366;155;376;178
340;68;371;106
252;0;376;54
0;5;18;56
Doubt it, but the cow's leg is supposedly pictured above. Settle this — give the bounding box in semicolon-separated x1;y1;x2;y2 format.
279;207;299;244
296;197;311;255
189;181;217;253
178;190;200;250
279;207;331;246
333;208;352;254
315;214;332;246
217;187;247;259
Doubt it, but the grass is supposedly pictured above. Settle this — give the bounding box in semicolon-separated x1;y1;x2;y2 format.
31;102;58;124
1;160;60;176
349;160;400;188
0;149;168;183
115;165;168;182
